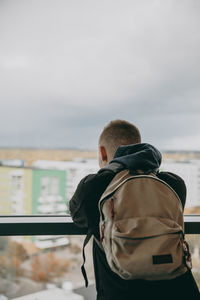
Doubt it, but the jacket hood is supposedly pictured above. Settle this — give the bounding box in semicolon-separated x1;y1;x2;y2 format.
110;143;162;172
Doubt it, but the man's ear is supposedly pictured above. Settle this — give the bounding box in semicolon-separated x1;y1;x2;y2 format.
100;146;108;163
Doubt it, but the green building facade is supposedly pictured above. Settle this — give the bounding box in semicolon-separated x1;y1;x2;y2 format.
32;169;67;214
0;167;67;215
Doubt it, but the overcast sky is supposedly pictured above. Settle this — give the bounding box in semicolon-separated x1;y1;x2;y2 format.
0;0;200;151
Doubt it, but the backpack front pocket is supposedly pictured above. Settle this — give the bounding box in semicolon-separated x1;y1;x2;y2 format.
105;217;186;280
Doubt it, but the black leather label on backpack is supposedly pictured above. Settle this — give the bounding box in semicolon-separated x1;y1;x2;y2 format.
152;254;173;264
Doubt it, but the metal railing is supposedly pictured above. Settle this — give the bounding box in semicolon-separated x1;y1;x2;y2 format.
0;214;199;236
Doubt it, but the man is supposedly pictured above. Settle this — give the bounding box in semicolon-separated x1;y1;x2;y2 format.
69;119;199;300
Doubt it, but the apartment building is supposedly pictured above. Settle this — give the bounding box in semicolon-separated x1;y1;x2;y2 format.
33;158;99;211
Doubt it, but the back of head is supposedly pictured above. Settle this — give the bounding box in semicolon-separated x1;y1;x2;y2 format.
99;119;141;160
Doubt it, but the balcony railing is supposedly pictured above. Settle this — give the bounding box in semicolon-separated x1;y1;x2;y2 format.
0;214;199;235
0;214;199;299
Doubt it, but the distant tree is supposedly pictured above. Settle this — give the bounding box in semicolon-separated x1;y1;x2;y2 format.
31;252;70;282
7;241;27;262
0;240;27;279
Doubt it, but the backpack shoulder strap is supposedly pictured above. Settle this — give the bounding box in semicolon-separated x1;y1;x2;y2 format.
81;163;125;287
81;228;93;287
98;162;125;174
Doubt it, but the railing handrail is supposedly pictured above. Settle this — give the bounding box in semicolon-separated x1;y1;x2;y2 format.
0;214;199;235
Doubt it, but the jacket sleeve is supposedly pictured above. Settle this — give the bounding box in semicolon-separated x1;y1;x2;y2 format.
69;170;115;236
157;171;187;209
69;174;96;228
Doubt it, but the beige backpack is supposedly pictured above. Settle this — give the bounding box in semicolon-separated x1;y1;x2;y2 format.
99;169;191;281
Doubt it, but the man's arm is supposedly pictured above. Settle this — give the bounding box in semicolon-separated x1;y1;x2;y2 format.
69;170;115;237
157;171;187;208
69;174;96;228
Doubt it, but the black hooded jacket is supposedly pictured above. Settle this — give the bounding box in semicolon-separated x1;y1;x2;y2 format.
69;143;199;300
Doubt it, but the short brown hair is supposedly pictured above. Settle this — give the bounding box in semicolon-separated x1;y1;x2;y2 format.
99;119;141;157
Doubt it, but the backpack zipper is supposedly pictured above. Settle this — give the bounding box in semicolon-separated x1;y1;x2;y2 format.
110;197;115;219
100;221;105;243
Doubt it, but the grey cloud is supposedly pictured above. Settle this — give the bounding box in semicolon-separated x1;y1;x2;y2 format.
0;0;200;150
0;95;199;150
